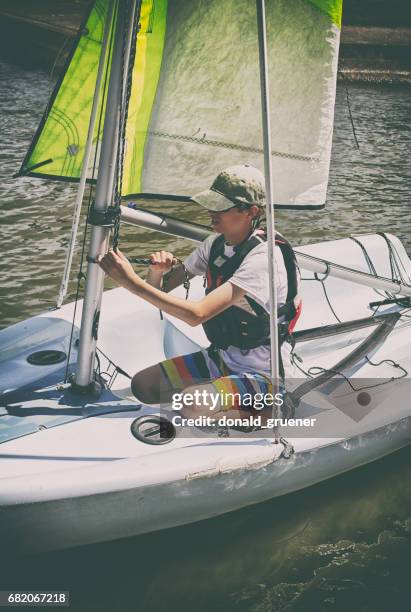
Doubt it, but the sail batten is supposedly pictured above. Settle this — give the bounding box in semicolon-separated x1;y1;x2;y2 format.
20;0;343;210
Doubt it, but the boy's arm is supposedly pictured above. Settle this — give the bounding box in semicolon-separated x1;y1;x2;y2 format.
98;249;244;326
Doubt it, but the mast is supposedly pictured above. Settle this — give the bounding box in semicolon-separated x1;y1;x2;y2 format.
75;0;138;389
57;0;115;309
255;0;280;393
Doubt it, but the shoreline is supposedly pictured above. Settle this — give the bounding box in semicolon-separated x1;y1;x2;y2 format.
0;6;410;84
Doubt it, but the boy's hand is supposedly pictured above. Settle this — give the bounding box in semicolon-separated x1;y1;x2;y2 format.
97;249;136;287
149;251;176;275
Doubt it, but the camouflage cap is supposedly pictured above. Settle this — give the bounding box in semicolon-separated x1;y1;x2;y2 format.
192;164;266;212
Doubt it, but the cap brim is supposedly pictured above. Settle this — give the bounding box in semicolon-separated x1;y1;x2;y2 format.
191;188;235;212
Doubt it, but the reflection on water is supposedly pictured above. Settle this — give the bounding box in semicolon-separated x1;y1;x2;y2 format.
0;61;410;611
0;61;410;328
1;447;410;612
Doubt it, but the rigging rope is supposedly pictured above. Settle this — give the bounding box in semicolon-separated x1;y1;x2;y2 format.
344;85;360;149
293;235;411;381
112;0;141;251
96;345;133;389
350;233;411;307
338;67;360;149
307;358;407;392
349;235;391;303
377;232;411;286
291;344;408;388
299;233;411;330
300;269;342;324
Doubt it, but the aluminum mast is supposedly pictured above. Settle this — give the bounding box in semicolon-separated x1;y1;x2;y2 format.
75;0;138;388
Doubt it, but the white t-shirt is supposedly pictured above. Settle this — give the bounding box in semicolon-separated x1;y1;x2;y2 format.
183;231;301;380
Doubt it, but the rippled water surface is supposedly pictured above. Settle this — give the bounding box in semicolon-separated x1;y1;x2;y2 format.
0;62;410;611
0;61;410;327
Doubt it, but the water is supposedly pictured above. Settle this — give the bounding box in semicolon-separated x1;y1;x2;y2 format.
0;61;410;327
0;61;410;610
1;447;410;612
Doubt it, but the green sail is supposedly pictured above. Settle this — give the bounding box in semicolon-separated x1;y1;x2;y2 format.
122;0;168;195
19;0;167;185
307;0;342;27
21;0;343;209
19;0;114;181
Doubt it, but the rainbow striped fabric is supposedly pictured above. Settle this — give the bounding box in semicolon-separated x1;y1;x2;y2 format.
160;350;273;411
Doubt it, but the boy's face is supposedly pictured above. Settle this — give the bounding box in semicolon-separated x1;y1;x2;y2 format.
209;205;258;236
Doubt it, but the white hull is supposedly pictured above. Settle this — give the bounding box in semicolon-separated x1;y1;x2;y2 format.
1;417;410;554
1;233;411;554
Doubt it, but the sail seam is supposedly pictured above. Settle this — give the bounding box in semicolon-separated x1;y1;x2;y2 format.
149;130;321;163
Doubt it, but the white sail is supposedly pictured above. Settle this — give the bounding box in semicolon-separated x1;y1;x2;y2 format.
131;0;342;208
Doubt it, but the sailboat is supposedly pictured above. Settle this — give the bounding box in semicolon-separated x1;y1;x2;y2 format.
1;0;410;555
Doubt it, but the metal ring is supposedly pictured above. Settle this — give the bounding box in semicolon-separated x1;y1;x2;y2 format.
130;415;176;445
